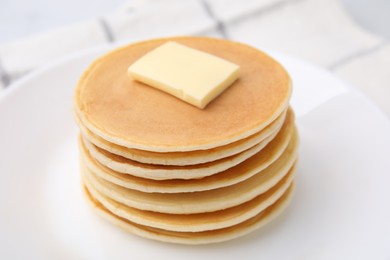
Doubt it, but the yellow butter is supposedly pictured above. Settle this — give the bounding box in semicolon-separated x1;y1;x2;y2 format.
128;41;240;109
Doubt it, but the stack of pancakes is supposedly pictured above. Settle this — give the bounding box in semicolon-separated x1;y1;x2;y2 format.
73;37;298;245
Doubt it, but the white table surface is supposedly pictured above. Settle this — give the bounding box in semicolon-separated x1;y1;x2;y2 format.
2;0;389;43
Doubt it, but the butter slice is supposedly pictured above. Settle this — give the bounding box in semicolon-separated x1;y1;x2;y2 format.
128;41;240;109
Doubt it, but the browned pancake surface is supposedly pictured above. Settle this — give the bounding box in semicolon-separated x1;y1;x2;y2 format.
74;37;291;151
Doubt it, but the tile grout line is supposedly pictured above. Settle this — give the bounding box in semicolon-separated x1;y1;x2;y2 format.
200;0;229;39
98;18;115;43
328;40;389;70
197;0;304;37
0;58;11;88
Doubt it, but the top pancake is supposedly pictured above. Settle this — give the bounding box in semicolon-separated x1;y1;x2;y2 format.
74;37;292;152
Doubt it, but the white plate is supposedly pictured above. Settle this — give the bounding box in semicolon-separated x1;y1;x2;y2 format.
1;46;390;260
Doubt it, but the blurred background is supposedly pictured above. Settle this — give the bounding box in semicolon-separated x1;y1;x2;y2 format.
0;0;389;117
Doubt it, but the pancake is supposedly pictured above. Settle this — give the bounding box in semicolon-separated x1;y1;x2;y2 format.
76;108;287;166
82;127;277;180
81;110;294;180
83;167;294;232
81;155;297;214
74;37;292;152
83;182;295;245
80;127;298;193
